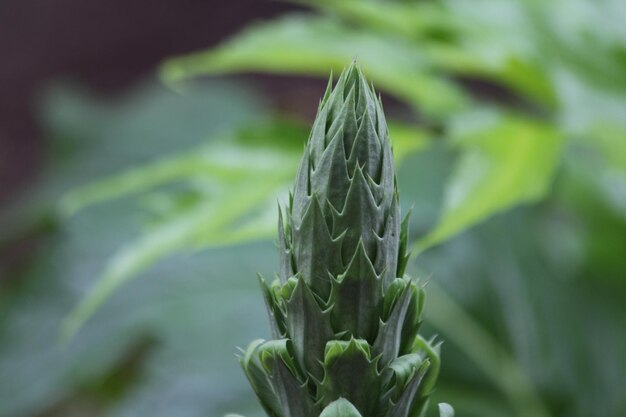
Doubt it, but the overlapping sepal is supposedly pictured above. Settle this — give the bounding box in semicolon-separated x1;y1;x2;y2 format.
241;62;447;417
281;62;404;293
243;274;439;417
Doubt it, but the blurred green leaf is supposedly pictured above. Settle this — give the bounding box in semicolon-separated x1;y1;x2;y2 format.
415;111;563;252
297;0;459;41
418;205;626;417
58;133;299;218
60;130;301;340
60;178;288;342
60;119;431;339
161;15;468;117
0;80;272;417
158;0;626;262
388;122;432;158
302;0;556;107
424;281;550;417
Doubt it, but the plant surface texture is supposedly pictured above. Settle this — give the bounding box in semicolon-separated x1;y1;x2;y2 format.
241;63;450;417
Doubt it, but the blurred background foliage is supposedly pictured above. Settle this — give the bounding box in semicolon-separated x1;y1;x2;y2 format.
0;0;625;417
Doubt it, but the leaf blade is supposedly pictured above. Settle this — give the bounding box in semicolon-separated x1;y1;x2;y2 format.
415;112;563;252
161;15;468;117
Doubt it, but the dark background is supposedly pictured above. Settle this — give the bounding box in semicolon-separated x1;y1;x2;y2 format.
0;0;300;203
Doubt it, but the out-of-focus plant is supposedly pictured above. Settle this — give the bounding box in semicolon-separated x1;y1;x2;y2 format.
162;0;625;243
59;111;428;340
156;4;626;413
70;0;626;329
44;1;626;417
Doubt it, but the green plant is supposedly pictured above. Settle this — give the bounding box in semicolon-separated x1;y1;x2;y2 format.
17;1;620;416
239;63;450;417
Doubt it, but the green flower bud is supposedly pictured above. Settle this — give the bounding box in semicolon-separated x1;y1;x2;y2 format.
240;62;447;417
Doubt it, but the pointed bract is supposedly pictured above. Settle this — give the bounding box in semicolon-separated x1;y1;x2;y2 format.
319;399;363;417
320;339;381;417
292;194;343;299
329;240;382;342
278;209;294;283
373;279;415;367
285;276;335;381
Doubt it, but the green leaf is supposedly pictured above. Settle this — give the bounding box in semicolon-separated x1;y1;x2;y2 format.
160;15;468;117
424;281;551;417
60;138;300;341
298;0;459;41
58;120;307;217
58;149;213;217
304;0;558;107
60;118;428;340
387;123;431;164
415;111;563;252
